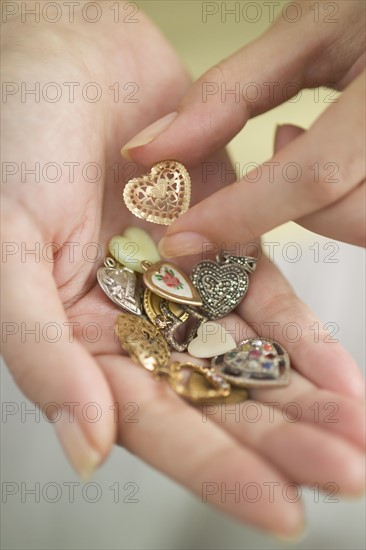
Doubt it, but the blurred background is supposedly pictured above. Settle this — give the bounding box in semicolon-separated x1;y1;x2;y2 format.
1;1;365;549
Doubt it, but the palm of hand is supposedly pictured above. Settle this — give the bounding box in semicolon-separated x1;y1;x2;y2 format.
2;10;365;536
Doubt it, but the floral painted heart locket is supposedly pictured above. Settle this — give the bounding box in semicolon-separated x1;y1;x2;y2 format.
141;260;202;306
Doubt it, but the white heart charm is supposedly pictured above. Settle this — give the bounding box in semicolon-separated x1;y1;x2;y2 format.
188;322;236;359
142;261;202;306
109;226;160;273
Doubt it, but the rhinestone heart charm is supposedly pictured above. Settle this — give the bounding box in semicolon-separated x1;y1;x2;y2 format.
190;259;250;319
123;160;191;225
211;338;290;388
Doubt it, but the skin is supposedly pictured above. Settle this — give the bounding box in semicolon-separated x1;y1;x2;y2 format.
1;1;365;538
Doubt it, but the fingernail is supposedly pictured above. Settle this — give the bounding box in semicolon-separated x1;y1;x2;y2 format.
121;112;178;159
54;412;102;481
158;232;209;258
271;522;308;543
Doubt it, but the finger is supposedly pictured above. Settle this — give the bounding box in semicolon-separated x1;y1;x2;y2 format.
99;354;304;537
195;313;365;449
250;370;366;450
1;223;116;479
157;73;365;257
205;394;365;495
297;182;366;246
274;124;366;246
237;256;365;399
274;124;304;150
120;2;365;166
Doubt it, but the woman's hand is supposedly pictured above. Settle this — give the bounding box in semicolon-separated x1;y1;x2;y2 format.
1;2;365;538
1;2;195;480
120;0;365;251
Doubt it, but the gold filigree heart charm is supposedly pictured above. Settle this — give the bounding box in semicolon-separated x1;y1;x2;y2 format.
115;313;170;372
123;160;191;225
141;260;202;306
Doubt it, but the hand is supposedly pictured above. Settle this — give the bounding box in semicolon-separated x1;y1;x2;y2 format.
1;2;364;538
1;1;196;479
120;0;365;252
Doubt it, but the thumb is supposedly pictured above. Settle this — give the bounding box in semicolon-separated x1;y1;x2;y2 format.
120;3;352;167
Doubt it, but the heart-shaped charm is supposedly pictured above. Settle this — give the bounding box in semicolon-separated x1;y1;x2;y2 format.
115;313;170;372
190;260;249;319
142;260;202;306
211;338;290;388
187;372;249;404
123;160;191;225
109;226;160;273
167;361;231;402
187;321;236;358
97;258;143;315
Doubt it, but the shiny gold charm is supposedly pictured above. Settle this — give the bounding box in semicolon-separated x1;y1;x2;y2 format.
166;362;231;402
143;289;189;351
114;314;234;403
143;289;207;352
123;160;191;225
115;313;170;372
143;289;189;324
187;372;249;404
141;260;202;306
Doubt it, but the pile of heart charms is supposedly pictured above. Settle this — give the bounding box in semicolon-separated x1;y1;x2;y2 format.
96;226;291;403
96;159;291;403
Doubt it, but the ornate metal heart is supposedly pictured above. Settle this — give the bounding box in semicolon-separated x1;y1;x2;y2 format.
211;338;290;388
190;260;249;319
123;160;191;225
115;313;170;372
97;258;142;315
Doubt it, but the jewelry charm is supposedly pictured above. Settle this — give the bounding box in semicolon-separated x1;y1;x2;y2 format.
115;313;170;372
115;314;231;403
97;258;143;315
190;253;256;319
143;289;189;352
143;290;204;352
166;362;231;402
109;226;160;273
211;338;290;388
123;160;191;225
218;251;257;273
187;372;249;404
143;289;189;325
141;260;202;306
187;321;236;358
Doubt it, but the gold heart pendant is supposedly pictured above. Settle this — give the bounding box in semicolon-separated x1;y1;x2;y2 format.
141;260;202;306
123;160;191;225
